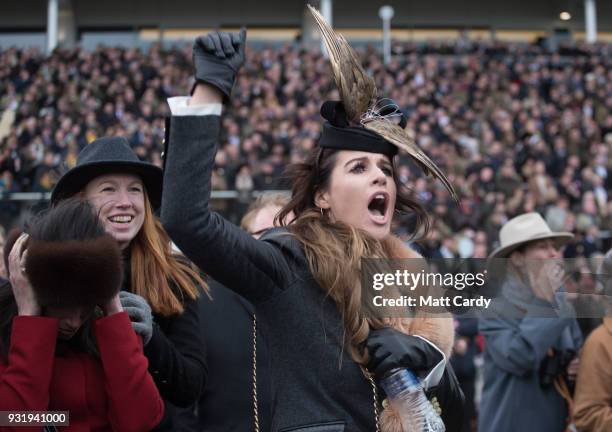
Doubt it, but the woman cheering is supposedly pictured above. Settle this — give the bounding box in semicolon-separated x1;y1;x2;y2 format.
162;14;464;432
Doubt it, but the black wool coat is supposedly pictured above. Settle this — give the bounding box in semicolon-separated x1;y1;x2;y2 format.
122;258;207;431
197;280;272;431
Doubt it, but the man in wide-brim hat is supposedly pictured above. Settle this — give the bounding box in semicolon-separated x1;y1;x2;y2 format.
479;212;584;432
488;212;573;261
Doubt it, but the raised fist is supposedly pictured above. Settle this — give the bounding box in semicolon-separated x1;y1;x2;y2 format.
192;28;247;102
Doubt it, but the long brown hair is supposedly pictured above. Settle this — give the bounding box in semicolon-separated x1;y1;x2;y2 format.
277;147;430;364
129;192;208;316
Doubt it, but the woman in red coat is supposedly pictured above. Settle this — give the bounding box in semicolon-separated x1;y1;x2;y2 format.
0;199;164;432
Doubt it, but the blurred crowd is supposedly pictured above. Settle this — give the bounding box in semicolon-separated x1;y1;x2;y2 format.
0;39;611;259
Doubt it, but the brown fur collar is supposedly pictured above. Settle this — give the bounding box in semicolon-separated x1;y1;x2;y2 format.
379;236;454;432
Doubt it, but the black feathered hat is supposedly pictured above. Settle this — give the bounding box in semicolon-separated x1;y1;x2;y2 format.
308;5;458;201
318;100;402;158
51;136;163;209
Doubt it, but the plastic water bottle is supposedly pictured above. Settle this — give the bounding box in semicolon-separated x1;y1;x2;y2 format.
379;368;445;432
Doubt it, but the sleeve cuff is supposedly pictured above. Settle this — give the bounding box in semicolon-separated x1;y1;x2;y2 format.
413;335;447;390
94;312;139;346
167;97;222;116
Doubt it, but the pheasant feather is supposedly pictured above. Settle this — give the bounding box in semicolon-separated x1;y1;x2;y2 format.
308;4;458;201
308;4;376;123
364;119;458;201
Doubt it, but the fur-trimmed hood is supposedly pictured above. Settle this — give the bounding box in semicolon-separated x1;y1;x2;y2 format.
380;236;454;356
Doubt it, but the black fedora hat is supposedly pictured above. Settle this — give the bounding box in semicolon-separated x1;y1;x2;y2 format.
51;136;163;209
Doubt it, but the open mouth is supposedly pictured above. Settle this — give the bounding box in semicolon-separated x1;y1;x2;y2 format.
108;215;134;224
368;193;389;221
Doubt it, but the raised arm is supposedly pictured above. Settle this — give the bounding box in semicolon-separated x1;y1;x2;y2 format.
161;29;291;304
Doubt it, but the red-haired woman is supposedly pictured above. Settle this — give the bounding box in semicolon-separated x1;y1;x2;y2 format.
50;137;208;430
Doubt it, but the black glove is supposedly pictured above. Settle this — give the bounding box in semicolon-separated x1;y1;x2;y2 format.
192;28;247;101
425;364;465;432
366;327;444;379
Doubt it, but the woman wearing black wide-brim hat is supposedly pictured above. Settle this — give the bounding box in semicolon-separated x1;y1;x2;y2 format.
51;136;209;431
51;136;164;210
161;8;464;432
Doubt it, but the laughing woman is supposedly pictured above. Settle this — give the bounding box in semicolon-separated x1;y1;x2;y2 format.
50;137;208;430
161;18;464;432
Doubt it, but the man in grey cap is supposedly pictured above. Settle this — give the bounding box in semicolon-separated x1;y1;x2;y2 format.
479;212;583;432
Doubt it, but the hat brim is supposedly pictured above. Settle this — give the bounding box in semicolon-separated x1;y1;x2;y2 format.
318;121;398;158
51;161;163;210
488;231;574;261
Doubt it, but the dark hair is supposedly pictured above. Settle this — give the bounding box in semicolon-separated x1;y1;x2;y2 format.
0;199;114;362
1;229;26;361
277;147;430;235
0;281;18;362
3;228;22;278
25;199;122;310
27;199;107;243
276;147;431;364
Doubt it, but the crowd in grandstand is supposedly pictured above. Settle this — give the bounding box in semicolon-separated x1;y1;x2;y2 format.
1;24;611;431
0;39;611;261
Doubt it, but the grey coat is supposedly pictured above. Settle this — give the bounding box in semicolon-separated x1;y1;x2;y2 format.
478;276;583;432
161;115;464;432
161;115;377;431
